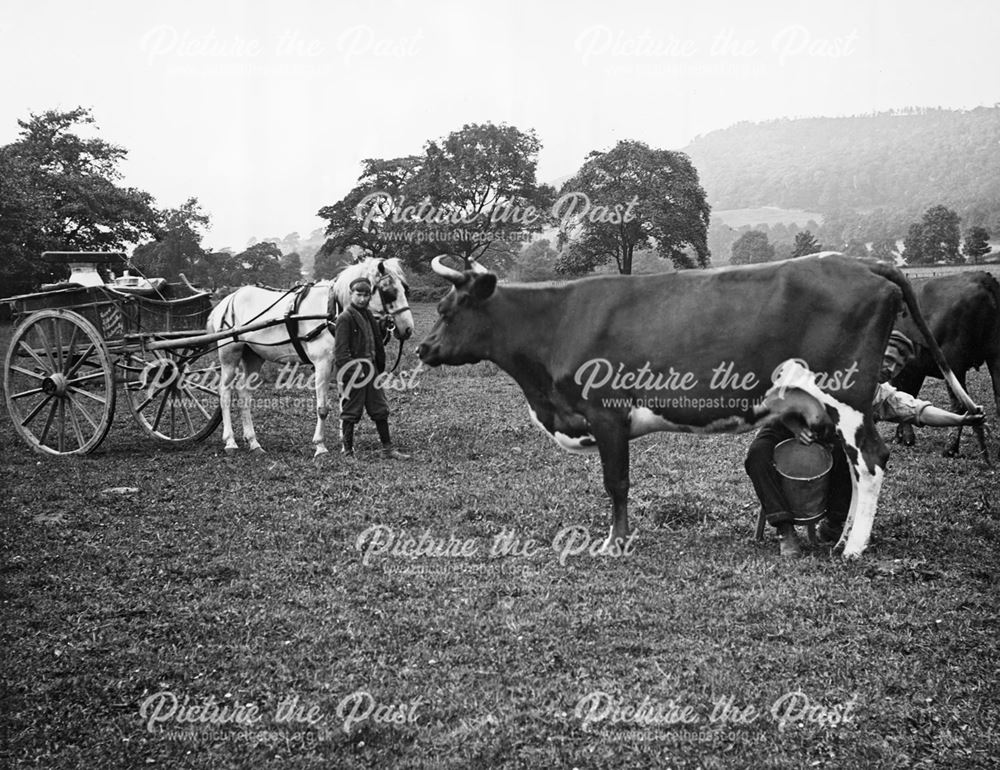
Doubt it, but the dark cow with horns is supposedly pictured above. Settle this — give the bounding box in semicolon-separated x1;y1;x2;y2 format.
417;253;981;559
892;271;1000;461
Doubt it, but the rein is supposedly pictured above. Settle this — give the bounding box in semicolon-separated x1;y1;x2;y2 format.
387;335;405;373
220;267;409;370
374;276;409;374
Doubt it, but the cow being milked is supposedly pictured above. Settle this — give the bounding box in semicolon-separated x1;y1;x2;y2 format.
418;253;981;559
891;271;1000;461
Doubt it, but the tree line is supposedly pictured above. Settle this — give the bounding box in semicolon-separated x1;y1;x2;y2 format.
728;204;992;265
315;123;710;278
0;108;311;296
4;105;995;299
1;109;713;296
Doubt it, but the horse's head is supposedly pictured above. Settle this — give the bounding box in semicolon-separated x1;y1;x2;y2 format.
334;257;415;340
367;258;415;341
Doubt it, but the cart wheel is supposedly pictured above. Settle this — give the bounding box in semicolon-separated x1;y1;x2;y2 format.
3;309;116;455
121;343;222;445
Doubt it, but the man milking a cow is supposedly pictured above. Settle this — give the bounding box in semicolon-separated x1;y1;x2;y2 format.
334;277;410;460
745;330;986;557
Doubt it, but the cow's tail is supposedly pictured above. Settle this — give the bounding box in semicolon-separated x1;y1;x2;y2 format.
865;260;980;412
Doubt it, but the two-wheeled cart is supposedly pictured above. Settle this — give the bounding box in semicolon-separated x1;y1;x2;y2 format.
2;252;224;456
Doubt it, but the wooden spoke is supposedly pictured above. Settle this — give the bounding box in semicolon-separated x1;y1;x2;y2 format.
66;391;101;432
65;395;87;449
4;310;115;456
121;344;221;445
68;387;109;406
63;321;80;370
9;365;46;381
179;383;214;420
20;394;53;428
11;386;45;400
52;317;64;372
34;321;58;372
17;338;51;372
38;400;58;447
64;342;97;379
67;369;111;386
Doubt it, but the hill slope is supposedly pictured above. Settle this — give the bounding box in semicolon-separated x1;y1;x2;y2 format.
684;107;1000;239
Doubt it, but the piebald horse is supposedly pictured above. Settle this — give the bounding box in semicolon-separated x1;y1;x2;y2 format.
207;257;414;456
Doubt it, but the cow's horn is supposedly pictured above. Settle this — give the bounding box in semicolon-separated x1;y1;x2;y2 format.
468;259;489;275
431;255;465;284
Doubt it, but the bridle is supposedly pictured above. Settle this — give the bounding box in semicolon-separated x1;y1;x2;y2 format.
370;268;411;372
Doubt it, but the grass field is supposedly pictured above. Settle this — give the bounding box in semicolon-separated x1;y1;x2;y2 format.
2;302;999;768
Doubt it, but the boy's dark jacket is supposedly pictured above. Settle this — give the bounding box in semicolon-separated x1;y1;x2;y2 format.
334;306;386;378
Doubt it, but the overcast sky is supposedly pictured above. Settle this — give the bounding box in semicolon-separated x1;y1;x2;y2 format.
2;0;997;251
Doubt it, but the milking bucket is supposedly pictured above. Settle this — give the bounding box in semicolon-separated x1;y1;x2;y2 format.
773;439;833;524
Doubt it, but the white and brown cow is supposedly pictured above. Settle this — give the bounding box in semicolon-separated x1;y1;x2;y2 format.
417;254;980;559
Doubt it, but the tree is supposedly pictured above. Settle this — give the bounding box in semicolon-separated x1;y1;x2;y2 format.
410;123;554;263
317;123;554;271
554;140;710;275
919;205;962;263
475;238;521;278
231;242;287;286
903;222;925;264
131;198;210;280
312;245;354;280
791;230;821;257
843;239;869;258
904;206;963;264
280;251;303;284
316;155;423;267
963;226;991;262
730;230;774;264
707;216;737;265
187;250;237;290
0;107;159;293
870;238;897;261
510;238;559;282
772;242;794;262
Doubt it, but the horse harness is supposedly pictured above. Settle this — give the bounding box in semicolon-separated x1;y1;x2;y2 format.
283;280;405;370
283;282;331;365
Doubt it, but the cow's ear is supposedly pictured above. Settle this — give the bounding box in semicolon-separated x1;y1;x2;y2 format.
468;273;497;301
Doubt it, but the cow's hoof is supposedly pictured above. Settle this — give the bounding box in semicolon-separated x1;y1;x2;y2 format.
841;549;862;561
224;446;239;454
602;535;630;557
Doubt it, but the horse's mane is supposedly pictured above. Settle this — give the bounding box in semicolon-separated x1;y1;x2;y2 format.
330;257;408;316
333;257;406;289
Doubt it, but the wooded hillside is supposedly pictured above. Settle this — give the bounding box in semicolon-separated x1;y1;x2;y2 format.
685;107;1000;242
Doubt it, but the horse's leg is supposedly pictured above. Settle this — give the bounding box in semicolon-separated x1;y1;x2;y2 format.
312;355;333;457
218;344;242;452
238;350;265;453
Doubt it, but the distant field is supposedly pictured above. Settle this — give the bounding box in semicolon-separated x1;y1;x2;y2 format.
714;207;825;229
2;303;999;768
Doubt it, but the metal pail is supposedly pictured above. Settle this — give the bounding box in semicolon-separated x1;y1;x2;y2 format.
773;439;833;524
